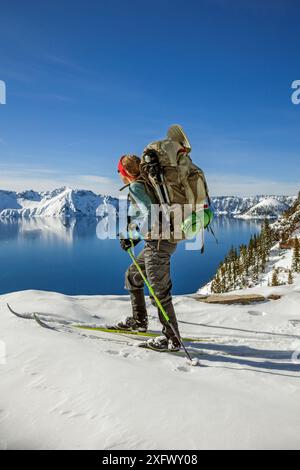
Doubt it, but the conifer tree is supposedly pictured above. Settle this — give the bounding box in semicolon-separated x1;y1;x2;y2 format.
260;247;267;273
271;269;280;287
262;219;273;251
211;276;218;294
210;218;278;292
288;270;294;285
292;238;300;273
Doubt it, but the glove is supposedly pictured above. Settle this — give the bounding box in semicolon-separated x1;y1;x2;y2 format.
119;238;140;252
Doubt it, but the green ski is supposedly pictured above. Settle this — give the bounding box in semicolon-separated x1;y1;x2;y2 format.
74;325;209;343
7;303;215;344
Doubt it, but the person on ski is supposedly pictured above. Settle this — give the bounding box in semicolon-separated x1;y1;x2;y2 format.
116;154;181;352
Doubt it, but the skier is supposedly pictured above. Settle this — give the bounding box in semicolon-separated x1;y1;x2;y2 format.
116;154;181;352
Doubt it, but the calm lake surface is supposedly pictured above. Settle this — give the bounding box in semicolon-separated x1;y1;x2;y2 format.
0;217;261;296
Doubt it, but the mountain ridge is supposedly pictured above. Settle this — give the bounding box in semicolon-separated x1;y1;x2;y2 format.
0;187;297;218
0;187;118;218
211;195;296;217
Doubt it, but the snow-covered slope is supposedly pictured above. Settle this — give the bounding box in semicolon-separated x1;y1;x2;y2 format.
200;196;300;295
1;196;300;449
0;189;295;219
0;191;23;212
0;187;118;218
238;197;289;219
1;281;300;450
246;198;300;286
211;195;295;217
273;196;300;239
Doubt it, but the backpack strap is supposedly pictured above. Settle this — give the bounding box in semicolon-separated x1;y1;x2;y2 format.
119;183;131;192
119;178;158;202
134;176;160;203
202;172;211;206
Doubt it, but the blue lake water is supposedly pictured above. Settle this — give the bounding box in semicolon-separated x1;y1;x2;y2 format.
0;217;261;296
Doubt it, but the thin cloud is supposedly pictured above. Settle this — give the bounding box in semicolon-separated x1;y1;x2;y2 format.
0;166;120;196
208;173;300;197
0;165;298;197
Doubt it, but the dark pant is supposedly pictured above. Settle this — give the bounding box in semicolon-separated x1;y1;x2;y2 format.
125;240;180;340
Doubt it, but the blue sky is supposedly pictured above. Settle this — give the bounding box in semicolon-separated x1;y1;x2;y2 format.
0;0;299;196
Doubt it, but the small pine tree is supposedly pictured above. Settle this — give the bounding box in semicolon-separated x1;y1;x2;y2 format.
209;218;276;293
260;248;267;273
252;271;259;285
292;238;300;273
212;273;222;294
288;270;294;285
271;269;280;287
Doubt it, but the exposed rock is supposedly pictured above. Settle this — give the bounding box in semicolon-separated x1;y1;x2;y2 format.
193;294;266;305
279;239;297;250
267;294;282;301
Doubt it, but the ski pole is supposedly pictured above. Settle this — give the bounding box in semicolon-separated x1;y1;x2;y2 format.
127;247;194;363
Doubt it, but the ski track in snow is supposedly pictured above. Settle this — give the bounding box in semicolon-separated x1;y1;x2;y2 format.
1;276;300;450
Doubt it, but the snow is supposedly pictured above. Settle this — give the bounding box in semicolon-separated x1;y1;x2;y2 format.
0;190;296;219
199;240;296;296
237;197;290;220
0;191;22;212
200;197;300;295
0;187;117;218
211;195;296;217
1;194;300;449
1;281;300;450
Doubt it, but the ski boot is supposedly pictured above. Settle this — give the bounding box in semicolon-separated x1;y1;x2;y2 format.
146;335;181;352
116;316;148;333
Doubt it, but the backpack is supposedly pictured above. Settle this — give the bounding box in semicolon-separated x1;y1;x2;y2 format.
140;125;213;248
140;124;210;213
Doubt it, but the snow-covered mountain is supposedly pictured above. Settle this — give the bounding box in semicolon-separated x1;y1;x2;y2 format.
211;195;296;217
0;187;118;218
237;197;290;219
0;188;296;219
